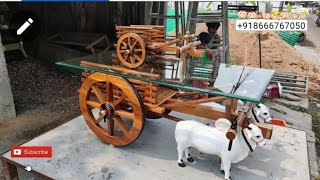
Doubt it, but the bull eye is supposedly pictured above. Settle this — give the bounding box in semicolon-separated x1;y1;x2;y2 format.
263;112;268;115
256;135;261;138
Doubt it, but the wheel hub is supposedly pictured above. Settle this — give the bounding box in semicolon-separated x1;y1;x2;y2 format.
100;103;115;119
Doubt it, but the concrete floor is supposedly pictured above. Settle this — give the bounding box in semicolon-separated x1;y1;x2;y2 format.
2;110;310;180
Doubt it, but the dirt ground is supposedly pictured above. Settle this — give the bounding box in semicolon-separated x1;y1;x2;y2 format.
0;54;81;154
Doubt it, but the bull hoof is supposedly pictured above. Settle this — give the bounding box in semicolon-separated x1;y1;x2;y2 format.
178;162;186;167
187;157;194;163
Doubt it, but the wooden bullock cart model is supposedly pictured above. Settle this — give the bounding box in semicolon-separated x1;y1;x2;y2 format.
56;25;274;147
115;25;203;69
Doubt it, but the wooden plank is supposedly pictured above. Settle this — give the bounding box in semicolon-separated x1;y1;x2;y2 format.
141;91;156;97
153;46;180;53
169;105;226;120
144;97;156;104
80;61;160;79
117;28;163;32
151;55;181;61
174;91;201;97
117;31;164;36
162;96;225;109
116;34;164;39
117;29;164;34
144;103;165;114
128;78;156;85
162;114;184;122
116;26;154;30
156;91;177;106
134;85;157;91
130;25;165;29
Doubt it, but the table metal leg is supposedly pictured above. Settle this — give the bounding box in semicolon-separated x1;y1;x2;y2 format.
1;159;18;180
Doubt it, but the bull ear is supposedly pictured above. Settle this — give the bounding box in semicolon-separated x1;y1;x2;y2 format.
256;104;261;108
247;126;252;130
245;128;252;139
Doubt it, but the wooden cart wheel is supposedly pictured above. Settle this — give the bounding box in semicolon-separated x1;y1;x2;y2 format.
79;72;145;146
116;33;146;69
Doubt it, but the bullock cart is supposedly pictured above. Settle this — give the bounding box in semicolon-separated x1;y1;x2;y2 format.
57;59;274;147
115;25;202;69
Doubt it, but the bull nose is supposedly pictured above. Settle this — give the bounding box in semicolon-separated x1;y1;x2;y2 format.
259;141;266;146
266;117;272;123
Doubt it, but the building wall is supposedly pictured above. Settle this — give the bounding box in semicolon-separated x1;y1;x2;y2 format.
6;2;146;42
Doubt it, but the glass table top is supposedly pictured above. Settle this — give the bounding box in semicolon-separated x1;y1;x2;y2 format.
56;52;275;103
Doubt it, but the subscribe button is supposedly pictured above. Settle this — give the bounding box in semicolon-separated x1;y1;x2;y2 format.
11;146;52;158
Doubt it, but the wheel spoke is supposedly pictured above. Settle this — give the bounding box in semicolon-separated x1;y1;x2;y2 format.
121;41;127;47
115;109;134;120
131;40;138;48
128;37;131;46
106;83;113;102
87;101;101;108
95;113;105;124
129;56;135;64
111;94;126;107
134;54;142;62
91;86;105;103
108;118;114;136
123;54;129;61
135;49;143;52
113;116;129;135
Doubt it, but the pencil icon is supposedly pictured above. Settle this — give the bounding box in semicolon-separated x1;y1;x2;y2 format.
17;18;33;35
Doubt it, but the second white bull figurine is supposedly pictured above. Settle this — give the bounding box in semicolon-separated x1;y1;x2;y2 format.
175;119;266;180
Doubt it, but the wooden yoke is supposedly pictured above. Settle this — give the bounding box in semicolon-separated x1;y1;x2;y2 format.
226;101;249;140
226;102;273;140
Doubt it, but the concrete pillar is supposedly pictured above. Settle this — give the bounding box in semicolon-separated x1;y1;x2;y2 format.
0;34;16;122
144;2;152;25
265;2;273;13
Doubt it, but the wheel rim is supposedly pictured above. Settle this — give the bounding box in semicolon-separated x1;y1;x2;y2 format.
79;72;145;146
116;33;146;69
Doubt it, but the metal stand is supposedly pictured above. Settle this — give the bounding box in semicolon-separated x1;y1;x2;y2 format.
258;34;262;68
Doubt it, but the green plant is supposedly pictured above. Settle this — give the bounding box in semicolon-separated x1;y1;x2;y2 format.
287;4;292;12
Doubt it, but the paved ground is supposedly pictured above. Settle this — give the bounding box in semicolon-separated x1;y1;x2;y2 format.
296;14;320;65
2;110;310;180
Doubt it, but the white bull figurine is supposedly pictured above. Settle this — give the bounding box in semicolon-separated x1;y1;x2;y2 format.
175;119;266;180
